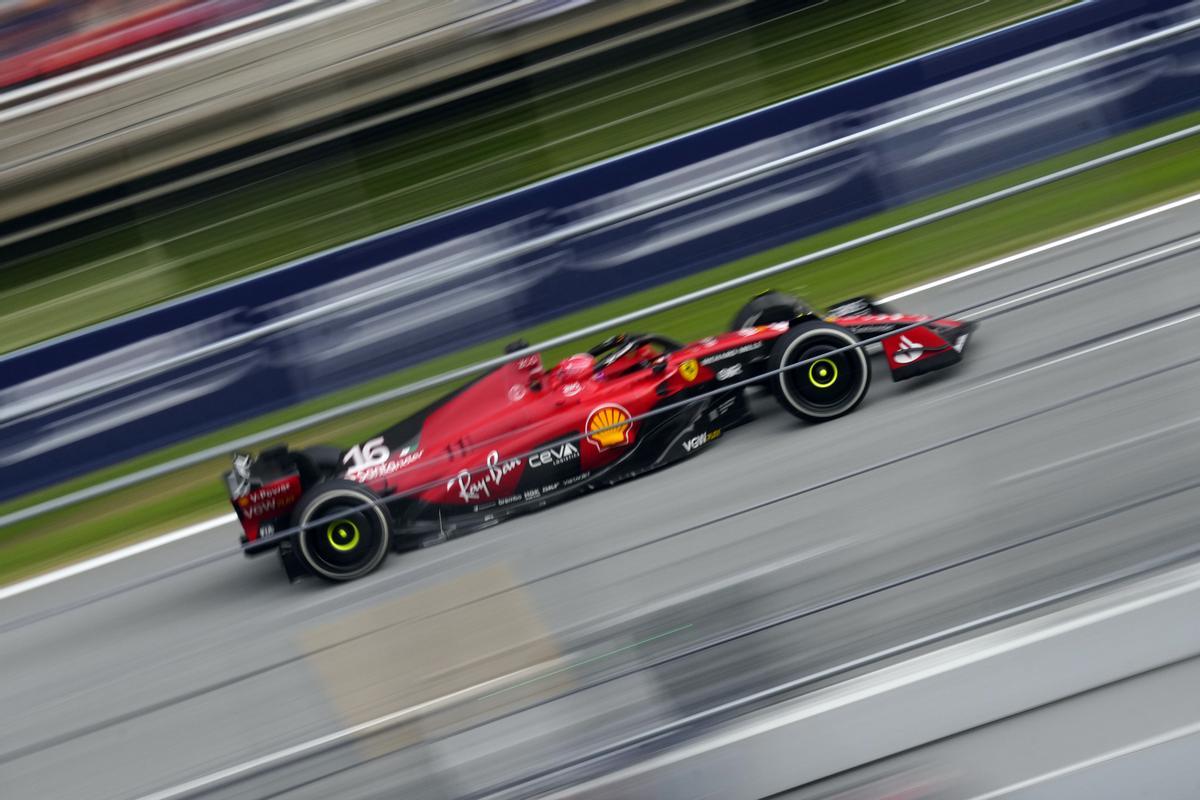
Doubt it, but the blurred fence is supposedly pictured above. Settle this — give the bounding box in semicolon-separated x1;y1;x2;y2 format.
1;0;1198;501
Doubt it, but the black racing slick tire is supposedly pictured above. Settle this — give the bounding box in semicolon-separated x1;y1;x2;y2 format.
291;480;392;582
768;321;870;422
730;290;810;330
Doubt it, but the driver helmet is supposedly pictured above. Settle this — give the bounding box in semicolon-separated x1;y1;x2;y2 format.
557;353;595;379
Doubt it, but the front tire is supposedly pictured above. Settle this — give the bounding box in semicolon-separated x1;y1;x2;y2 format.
769;321;870;422
292;480;392;582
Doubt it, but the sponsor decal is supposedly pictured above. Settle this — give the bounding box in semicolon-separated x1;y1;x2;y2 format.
239;477;300;517
498;495;522;507
259;524;276;538
508;385;526;402
828;299;870;316
841;324;896;334
716;363;743;381
541;482;560;493
343;436;391;470
700;336;719;346
682;429;721;453
700;341;762;366
585;404;632;450
768;322;790;332
447;450;521;502
347;449;423;481
562;382;583;397
737;326;760;337
562;471;591;487
517;355;540;370
244;481;294;502
528;441;580;468
246;499;281;517
893;334;925;365
679;359;699;382
523;488;541;501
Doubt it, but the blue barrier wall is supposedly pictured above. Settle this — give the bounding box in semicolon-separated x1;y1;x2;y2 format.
2;0;1197;499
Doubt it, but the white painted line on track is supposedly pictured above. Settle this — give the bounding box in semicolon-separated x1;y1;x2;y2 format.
0;514;236;602
878;192;1200;304
964;718;1200;800
948;308;1200;399
1000;414;1200;485
961;230;1200;321
6;191;1200;601
133;659;556;800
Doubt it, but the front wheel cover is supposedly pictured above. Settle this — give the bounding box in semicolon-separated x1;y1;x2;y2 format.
769;323;870;422
293;480;392;582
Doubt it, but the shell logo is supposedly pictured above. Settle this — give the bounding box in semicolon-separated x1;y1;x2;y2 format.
585;404;633;450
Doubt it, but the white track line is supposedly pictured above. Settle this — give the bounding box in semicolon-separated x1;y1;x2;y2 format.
1000;413;1200;485
964;718;1200;800
0;514;235;602
949;308;1200;399
878;192;1200;304
4;191;1199;602
961;229;1200;321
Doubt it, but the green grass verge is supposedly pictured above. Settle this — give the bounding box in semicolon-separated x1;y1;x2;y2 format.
2;109;1198;586
0;0;1069;353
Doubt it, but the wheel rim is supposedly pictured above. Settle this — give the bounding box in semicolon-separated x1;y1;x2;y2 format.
326;519;360;552
303;502;381;575
808;358;838;389
782;342;860;411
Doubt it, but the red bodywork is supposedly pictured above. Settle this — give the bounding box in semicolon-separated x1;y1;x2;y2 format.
232;308;973;546
332;327;780;518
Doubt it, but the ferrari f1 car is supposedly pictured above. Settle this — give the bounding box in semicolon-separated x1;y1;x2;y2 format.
225;291;974;582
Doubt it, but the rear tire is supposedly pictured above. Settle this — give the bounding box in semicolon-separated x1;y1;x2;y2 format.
769;321;870;422
292;480;391;582
293;444;342;486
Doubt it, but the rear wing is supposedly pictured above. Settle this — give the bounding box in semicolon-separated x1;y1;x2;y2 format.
224;446;303;549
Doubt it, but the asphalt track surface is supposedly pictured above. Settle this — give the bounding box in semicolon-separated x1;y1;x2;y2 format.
3;202;1200;799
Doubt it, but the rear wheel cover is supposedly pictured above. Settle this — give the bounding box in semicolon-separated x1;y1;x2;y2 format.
295;483;391;581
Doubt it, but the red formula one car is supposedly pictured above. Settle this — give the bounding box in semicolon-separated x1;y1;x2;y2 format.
225;291;974;582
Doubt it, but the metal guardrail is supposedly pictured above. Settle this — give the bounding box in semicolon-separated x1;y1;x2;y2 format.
2;119;1197;530
7;11;1199;430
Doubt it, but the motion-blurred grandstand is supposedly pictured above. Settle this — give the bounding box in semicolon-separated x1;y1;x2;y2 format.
0;0;284;85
